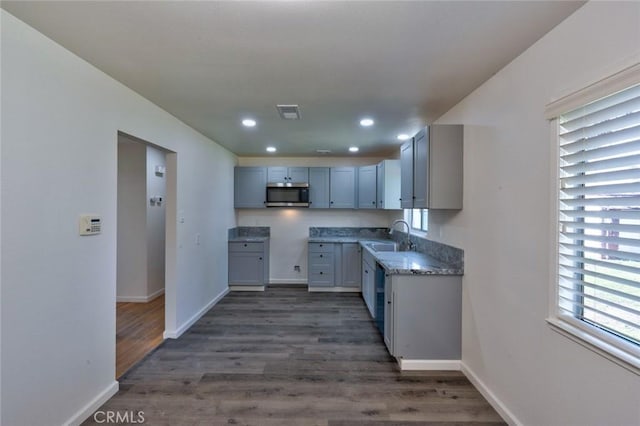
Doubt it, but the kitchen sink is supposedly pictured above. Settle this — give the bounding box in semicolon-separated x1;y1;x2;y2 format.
366;242;399;252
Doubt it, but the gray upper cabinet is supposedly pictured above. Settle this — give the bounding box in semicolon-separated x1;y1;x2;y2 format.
376;159;401;210
357;165;377;209
330;167;357;208
401;125;463;210
309;167;330;208
234;167;267;208
400;141;414;209
267;167;309;183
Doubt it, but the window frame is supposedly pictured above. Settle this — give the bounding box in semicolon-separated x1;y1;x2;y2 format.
546;63;640;375
409;208;428;233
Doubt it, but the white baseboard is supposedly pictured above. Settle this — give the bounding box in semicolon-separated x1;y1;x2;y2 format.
460;362;522;426
269;278;308;284
116;288;164;303
398;359;461;371
229;285;265;292
308;287;360;293
65;380;118;426
163;287;229;339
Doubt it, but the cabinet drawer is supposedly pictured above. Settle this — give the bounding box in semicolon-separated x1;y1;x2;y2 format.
229;242;264;252
309;265;334;286
309;251;334;265
308;242;335;253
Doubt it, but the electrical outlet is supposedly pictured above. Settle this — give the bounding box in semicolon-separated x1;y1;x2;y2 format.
294;265;301;272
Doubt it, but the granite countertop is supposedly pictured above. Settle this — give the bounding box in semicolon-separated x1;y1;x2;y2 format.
308;237;462;276
229;236;270;242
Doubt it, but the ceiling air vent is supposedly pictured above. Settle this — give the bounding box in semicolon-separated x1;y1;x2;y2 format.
276;104;301;120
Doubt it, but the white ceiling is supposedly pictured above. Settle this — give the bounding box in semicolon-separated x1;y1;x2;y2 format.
2;1;584;157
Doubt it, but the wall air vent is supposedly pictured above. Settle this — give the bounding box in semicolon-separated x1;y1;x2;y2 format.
276;104;301;120
316;149;332;154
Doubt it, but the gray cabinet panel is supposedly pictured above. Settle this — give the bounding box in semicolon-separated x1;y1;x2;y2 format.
358;165;377;209
309;167;330;208
385;275;462;360
234;167;267;208
400;141;414;209
402;125;463;210
377;159;401;210
268;167;309;183
228;240;269;286
330;167;356;208
267;167;288;183
361;253;376;317
412;128;428;208
288;167;309;183
341;243;361;288
228;252;264;285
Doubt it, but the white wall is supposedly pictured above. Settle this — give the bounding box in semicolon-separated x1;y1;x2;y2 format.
0;11;236;426
432;2;640;425
117;138;148;300
146;145;166;298
237;157;398;282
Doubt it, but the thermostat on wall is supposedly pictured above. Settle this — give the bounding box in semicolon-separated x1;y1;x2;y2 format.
79;215;102;236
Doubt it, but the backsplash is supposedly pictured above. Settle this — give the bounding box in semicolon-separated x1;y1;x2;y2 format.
390;230;464;269
309;227;389;239
228;226;271;239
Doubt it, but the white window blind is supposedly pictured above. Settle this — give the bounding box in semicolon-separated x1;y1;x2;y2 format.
557;83;640;354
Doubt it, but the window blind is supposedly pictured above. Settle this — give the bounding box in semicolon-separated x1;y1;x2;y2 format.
558;83;640;348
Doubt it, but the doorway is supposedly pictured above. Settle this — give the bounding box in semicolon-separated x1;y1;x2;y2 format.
116;132;174;378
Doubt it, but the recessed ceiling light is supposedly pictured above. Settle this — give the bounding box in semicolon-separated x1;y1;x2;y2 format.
359;118;374;127
266;146;277;153
397;134;410;141
349;146;359;153
242;118;257;127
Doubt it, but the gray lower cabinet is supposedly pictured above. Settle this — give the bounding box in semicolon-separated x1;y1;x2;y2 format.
308;242;361;290
384;273;462;360
234;167;267;208
309;167;330;208
357;165;377;209
361;249;376;317
330;167;357;208
228;241;269;287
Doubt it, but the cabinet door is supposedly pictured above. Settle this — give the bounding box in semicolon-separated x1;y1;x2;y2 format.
412;128;429;208
400;141;414;209
357;165;377;209
330;167;356;208
234;167;267;208
362;259;375;317
288;167;309;183
376;161;384;209
309;167;330;208
384;277;394;354
341;243;361;288
267;167;288;183
229;252;264;285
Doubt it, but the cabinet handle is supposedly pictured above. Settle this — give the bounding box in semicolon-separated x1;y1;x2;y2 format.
387;301;391;305
320;271;323;275
243;243;247;247
320;254;323;258
259;257;263;260
365;270;368;274
372;201;376;205
319;244;323;247
330;201;334;204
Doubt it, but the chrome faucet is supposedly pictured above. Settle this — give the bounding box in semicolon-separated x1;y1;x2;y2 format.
389;219;415;251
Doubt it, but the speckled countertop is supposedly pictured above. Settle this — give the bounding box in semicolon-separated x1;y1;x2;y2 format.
229;236;270;242
308;237;463;276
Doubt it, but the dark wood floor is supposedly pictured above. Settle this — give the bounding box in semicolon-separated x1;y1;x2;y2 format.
85;287;504;425
116;295;165;378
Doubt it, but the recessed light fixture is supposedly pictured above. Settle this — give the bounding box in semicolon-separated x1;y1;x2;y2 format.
266;146;277;153
397;133;410;141
242;118;257;127
349;146;359;153
359;118;374;127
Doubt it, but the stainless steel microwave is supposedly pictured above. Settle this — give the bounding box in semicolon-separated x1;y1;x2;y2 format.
266;183;309;207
